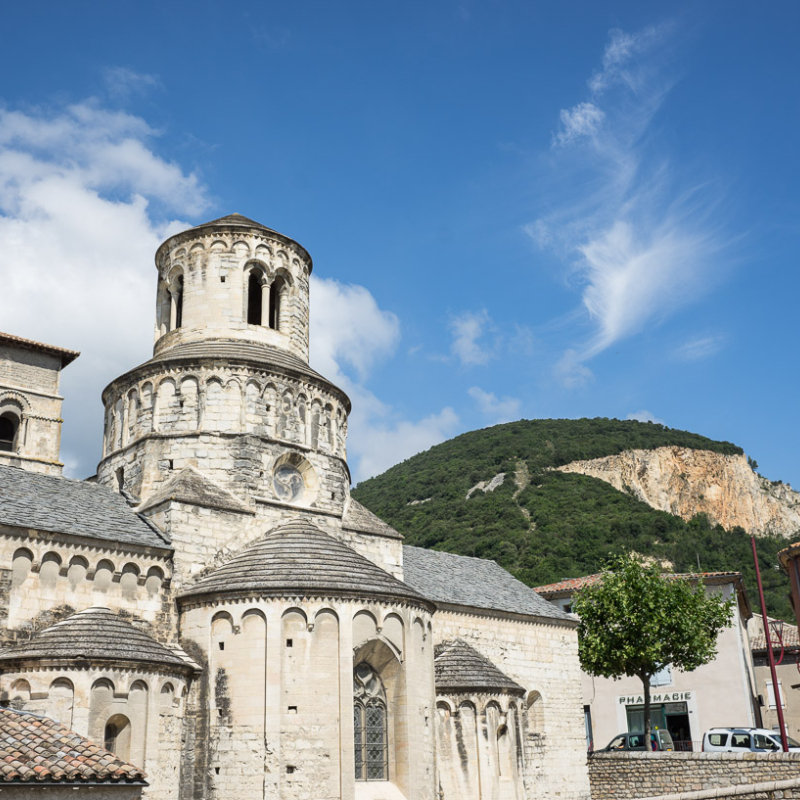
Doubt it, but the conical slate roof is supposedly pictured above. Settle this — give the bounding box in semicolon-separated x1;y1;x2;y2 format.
0;608;192;672
179;521;431;608
434;640;525;695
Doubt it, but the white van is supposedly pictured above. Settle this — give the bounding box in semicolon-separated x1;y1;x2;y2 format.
702;727;800;753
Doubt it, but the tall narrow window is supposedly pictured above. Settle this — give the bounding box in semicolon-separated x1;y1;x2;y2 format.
247;271;262;325
353;663;388;781
175;275;184;329
103;714;131;760
0;413;19;452
269;277;282;330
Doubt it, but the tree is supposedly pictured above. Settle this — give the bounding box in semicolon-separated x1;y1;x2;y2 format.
572;554;734;749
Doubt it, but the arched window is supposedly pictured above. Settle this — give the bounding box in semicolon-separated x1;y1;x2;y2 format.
269;277;283;330
104;714;132;760
353;662;388;781
175;275;184;329
247;270;263;325
0;412;19;452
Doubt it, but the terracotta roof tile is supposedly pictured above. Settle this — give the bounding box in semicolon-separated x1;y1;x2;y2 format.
0;332;79;366
0;707;146;783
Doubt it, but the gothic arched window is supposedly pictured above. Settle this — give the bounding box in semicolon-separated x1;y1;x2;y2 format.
353;662;388;781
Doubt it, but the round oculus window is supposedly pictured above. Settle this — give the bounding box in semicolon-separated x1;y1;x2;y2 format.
273;464;305;503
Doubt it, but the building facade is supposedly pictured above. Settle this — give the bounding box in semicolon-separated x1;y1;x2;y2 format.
0;214;591;799
536;572;758;752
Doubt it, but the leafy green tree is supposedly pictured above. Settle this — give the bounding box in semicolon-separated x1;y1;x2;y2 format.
572;554;734;748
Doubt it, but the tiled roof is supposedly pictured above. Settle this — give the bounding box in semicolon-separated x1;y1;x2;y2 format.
180;521;431;607
137;341;347;408
137;466;253;515
434;640;524;695
750;617;800;652
0;464;170;550
402;546;570;622
342;498;403;540
0;608;194;672
0;332;80;366
0;707;146;783
535;571;744;598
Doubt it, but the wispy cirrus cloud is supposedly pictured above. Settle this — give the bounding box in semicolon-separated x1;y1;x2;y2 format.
527;22;731;373
673;333;725;361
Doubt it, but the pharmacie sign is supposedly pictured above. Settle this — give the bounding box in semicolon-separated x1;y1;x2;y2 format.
618;691;692;705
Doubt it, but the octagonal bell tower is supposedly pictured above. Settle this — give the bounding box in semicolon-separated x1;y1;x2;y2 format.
96;215;351;523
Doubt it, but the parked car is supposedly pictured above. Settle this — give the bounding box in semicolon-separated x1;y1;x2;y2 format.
597;730;675;752
702;727;800;753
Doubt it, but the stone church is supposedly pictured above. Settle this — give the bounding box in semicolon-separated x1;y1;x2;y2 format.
0;214;591;799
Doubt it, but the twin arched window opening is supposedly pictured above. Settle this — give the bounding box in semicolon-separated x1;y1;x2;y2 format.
0;412;20;453
353;662;388;781
246;268;284;331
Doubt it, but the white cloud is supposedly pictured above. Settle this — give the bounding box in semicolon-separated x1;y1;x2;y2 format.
450;309;494;366
350;406;460;483
310;277;400;383
554;102;605;147
673;334;725;361
555;349;594;389
0;99;208;477
309;278;459;482
468;387;521;423
626;410;665;424
529;23;729;362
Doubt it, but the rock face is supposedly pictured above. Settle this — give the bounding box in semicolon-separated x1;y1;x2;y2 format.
557;447;800;537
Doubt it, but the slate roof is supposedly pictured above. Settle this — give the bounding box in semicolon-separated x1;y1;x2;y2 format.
434;640;525;695
0;332;80;367
0;707;146;784
138;341;348;408
137;466;253;515
0;464;170;550
342;498;403;540
402;546;570;622
180;521;431;607
0;608;194;672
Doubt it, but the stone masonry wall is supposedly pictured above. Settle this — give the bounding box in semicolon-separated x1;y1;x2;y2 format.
432;609;591;800
180;597;436;800
0;345;67;475
589;752;800;799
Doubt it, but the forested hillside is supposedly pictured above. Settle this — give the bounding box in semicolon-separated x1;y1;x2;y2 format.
352;419;795;619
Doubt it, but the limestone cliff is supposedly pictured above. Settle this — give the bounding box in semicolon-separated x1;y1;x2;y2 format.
557;447;800;537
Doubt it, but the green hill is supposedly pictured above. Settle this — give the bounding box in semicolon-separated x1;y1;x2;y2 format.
352;418;794;619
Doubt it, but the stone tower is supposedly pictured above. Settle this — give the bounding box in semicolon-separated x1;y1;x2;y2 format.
96;215;352;553
0;332;79;475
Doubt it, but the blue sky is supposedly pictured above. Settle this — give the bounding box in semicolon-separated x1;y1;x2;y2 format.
0;1;798;486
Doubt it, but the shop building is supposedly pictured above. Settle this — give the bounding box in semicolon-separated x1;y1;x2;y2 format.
535;571;759;751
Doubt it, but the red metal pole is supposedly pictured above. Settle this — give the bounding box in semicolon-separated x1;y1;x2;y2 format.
751;535;788;751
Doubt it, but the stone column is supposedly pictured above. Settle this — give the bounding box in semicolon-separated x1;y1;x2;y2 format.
169;292;178;331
